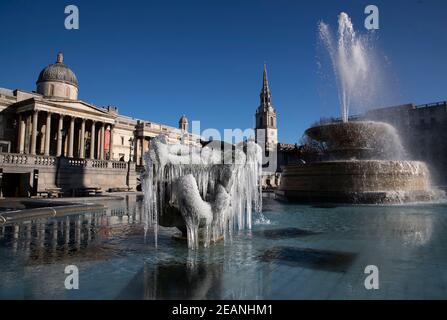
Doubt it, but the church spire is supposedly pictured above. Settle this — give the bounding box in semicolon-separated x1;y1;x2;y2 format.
259;64;274;112
262;63;269;91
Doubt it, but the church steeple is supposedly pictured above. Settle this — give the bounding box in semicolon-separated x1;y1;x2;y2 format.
259;64;274;112
255;64;278;152
263;64;269;90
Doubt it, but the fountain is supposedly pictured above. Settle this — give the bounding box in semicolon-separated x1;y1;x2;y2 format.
277;13;445;204
277;120;444;203
141;136;263;249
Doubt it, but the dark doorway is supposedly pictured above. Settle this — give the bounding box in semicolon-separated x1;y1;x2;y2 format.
1;173;31;197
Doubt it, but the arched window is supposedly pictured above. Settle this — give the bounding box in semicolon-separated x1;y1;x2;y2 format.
49;84;54;96
270;117;274;127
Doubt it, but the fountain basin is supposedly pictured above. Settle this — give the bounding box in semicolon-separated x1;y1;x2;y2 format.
305;121;405;160
277;120;445;204
276;160;442;204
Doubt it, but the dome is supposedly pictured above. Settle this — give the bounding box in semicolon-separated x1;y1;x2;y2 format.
36;52;78;87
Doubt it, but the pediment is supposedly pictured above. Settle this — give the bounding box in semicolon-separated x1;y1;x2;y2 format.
52;100;112;117
14;97;116;123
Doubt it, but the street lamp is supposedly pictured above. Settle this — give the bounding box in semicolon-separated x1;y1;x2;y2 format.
128;137;134;163
127;137;134;189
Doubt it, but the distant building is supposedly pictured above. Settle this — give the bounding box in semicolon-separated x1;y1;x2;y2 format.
362;101;447;185
255;65;299;188
0;52;200;197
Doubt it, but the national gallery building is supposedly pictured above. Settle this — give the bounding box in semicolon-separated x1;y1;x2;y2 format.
0;53;199;197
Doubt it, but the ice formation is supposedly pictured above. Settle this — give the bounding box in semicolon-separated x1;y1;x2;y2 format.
141;135;263;249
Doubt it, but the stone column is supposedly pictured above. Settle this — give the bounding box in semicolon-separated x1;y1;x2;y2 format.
96;127;100;158
100;123;105;160
140;138;144;165
133;137;138;163
17;114;26;153
24;114;31;154
90;121;96;159
30;110;39;155
44;112;52;156
57;115;64;156
80;119;86;158
109;124;114;160
68;117;75;158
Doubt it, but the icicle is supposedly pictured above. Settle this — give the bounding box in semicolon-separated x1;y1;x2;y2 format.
141;135;263;249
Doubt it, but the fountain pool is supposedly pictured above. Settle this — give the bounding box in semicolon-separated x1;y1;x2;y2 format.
1;195;447;299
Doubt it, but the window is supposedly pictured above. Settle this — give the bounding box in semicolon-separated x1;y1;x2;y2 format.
121;136;124;145
270;117;274;127
49;84;54;96
66;87;70;98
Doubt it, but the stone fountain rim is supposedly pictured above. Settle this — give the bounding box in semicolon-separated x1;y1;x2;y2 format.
305;120;395;136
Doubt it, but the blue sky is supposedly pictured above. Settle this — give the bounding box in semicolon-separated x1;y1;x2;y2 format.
0;0;446;143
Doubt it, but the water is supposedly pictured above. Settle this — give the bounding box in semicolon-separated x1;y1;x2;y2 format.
2;195;447;299
319;13;380;122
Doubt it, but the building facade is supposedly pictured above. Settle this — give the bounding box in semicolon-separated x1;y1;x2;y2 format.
362;101;447;186
0;53;200;197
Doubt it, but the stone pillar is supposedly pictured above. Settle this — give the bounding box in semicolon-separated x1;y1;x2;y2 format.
44;112;52;156
140;138;144;165
133;137;138;162
25;114;31;154
30;110;39;155
100;123;105;160
68;117;75;158
90;121;96;159
80;119;86;158
18;114;26;153
109;124;114;160
57;115;64;156
96;125;101;159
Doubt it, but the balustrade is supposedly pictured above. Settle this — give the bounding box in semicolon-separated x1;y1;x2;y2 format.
111;161;127;170
0;152;132;172
91;160;109;169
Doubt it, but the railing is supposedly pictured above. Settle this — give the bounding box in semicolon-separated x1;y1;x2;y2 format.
112;161;127;170
1;153;29;165
91;160;108;168
415;101;447;109
0;152;132;171
67;158;86;167
35;156;57;166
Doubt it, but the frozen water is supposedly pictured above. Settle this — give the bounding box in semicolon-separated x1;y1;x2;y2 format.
142;135;264;249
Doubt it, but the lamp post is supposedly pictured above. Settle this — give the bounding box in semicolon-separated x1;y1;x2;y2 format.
128;137;134;163
127;137;134;188
0;168;3;199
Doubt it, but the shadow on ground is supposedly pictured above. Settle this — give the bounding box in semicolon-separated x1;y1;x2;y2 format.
260;246;357;273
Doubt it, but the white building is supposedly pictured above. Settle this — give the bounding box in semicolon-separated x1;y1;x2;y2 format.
0;52;200;196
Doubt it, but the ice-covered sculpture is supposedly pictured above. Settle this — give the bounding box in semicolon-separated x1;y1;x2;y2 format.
141;135;263;249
